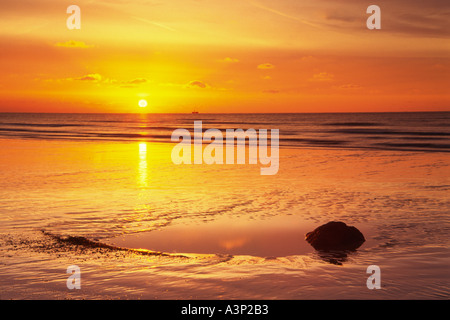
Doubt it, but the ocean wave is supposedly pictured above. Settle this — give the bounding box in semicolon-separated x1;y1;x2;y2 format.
323;122;382;127
0;122;88;127
374;142;450;150
331;128;450;136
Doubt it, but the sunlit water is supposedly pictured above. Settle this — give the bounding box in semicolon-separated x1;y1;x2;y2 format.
0;112;449;299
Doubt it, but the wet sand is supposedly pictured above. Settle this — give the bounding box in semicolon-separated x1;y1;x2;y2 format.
0;138;449;299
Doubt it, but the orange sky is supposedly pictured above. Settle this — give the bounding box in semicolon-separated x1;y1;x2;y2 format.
0;0;449;113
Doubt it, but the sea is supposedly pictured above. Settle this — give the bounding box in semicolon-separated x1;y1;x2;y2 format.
0;112;449;152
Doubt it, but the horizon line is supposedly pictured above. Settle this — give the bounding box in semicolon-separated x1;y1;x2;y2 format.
1;110;449;115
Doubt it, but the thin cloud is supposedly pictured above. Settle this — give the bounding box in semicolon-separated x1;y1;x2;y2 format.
75;73;102;81
54;41;94;49
309;72;334;82
219;57;240;63
247;0;321;28
338;83;362;89
127;78;147;85
131;16;177;32
119;78;148;88
257;63;275;69
186;80;209;89
318;0;450;38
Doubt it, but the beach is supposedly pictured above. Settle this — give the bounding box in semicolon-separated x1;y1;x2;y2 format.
0;113;449;299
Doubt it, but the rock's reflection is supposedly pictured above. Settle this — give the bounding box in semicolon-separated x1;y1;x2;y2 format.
315;249;355;265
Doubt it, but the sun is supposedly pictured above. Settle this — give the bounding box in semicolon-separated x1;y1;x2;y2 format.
138;99;148;108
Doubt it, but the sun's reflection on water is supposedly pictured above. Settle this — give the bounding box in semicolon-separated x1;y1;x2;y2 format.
138;142;148;188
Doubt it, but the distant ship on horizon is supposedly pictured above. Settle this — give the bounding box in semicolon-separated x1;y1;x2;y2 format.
192;109;199;114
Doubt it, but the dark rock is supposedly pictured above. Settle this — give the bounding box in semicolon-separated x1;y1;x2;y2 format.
305;221;365;251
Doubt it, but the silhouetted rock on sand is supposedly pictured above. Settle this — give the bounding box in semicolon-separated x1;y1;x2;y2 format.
305;221;365;251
